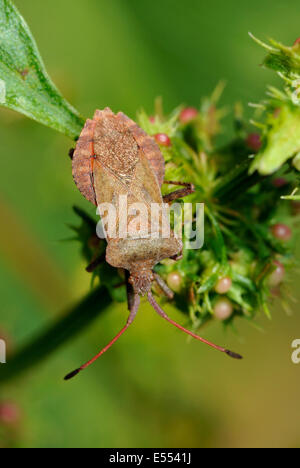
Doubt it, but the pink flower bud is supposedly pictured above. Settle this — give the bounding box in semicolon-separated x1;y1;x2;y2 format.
179;107;198;123
271;223;292;241
214;298;233;320
269;260;285;287
215;277;232;294
167;271;182;293
0;402;20;425
272;177;287;188
154;133;171;147
246;133;262;152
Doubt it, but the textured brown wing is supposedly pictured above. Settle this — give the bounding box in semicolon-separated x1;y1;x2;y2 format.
72;108;165;206
92;108;140;187
114;111;165;186
92;121;162;216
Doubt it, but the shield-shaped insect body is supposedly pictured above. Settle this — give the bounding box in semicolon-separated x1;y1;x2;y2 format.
66;108;242;380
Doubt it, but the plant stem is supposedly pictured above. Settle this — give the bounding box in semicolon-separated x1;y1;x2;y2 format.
213;159;262;202
0;286;112;383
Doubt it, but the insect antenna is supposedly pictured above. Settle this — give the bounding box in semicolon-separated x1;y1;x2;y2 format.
147;292;243;360
64;294;140;381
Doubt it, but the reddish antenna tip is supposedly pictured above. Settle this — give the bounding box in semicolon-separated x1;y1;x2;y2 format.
225;350;243;360
64;368;81;381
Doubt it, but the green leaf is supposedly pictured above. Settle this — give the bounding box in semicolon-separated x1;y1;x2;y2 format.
0;286;112;383
250;106;300;175
227;284;253;312
250;34;300;80
0;0;85;139
263;38;300;78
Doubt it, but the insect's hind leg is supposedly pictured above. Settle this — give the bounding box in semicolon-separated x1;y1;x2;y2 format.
125;270;136;311
163;180;195;203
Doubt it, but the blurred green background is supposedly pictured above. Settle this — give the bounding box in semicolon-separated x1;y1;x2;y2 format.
0;0;299;448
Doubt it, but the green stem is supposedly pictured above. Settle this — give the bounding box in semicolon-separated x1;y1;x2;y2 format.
205;205;228;265
0;286;112;383
213;159;262;202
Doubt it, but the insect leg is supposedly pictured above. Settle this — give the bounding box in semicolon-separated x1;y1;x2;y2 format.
147;292;243;360
169;252;183;261
163;181;195;203
113;281;127;289
153;272;174;300
125;270;136;311
64;294;140;381
86;253;106;273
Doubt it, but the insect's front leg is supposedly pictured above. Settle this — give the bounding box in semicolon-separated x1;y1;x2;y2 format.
162;180;195;203
153;272;174;300
169;252;183;261
86;253;106;273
